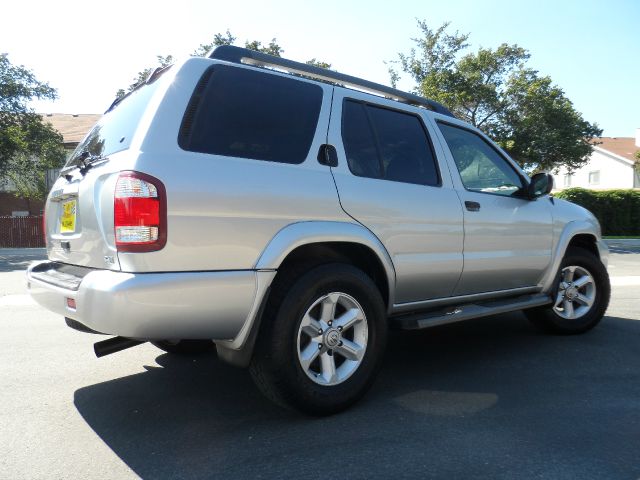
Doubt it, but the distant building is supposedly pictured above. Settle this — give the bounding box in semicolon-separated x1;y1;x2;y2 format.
552;129;640;191
0;113;101;216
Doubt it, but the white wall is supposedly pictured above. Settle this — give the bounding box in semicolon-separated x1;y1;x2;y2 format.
552;148;636;190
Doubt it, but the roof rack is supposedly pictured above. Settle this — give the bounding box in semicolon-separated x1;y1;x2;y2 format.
208;45;455;118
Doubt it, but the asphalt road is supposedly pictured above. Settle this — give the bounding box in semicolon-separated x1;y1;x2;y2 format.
1;248;639;479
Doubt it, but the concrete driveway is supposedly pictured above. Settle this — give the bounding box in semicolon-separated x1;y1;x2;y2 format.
1;247;639;479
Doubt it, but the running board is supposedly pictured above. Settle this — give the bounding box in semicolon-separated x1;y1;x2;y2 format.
390;293;552;330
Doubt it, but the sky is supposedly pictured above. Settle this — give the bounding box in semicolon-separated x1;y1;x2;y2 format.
1;0;638;137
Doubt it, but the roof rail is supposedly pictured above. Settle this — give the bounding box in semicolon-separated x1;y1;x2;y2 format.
208;45;455;118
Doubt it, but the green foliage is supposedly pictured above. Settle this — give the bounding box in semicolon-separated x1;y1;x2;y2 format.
306;58;332;69
116;30;331;98
0;53;66;199
393;21;602;173
243;38;284;57
115;54;174;99
191;29;237;56
554;188;640;236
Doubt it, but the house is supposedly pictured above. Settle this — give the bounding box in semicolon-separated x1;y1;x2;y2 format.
0;113;101;216
552;129;640;190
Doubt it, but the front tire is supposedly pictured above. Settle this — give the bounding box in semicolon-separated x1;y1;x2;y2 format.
250;263;387;415
526;246;610;334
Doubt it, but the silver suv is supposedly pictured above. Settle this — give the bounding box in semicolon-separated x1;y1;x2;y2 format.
27;46;610;415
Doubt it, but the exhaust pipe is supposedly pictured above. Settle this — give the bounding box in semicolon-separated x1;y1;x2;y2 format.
94;336;146;358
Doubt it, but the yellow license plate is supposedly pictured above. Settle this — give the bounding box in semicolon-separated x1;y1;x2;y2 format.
60;200;77;233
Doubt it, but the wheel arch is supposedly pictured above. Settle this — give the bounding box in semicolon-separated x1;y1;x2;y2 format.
255;221;396;309
540;220;608;292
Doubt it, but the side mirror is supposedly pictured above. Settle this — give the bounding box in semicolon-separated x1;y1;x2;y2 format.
527;172;554;199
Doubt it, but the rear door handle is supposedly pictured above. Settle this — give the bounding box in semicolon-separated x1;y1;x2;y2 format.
465;201;481;212
317;144;338;167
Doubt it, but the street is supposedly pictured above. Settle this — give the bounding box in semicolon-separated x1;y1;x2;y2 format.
1;248;639;479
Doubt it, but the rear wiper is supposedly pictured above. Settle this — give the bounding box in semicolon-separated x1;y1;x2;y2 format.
80;151;109;175
68;151;108;177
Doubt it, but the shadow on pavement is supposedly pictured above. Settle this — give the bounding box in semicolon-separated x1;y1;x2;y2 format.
74;313;640;479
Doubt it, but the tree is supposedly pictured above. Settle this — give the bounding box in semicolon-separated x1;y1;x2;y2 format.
116;30;331;98
115;54;174;99
305;58;332;69
392;21;602;172
0;54;66;201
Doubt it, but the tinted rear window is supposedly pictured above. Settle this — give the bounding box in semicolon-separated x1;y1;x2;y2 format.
341;100;440;186
179;65;323;164
341;101;381;178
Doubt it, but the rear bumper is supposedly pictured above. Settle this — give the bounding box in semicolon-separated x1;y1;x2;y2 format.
26;261;273;342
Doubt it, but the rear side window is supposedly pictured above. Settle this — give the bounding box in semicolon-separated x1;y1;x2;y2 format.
179;65;323;164
341;100;440;186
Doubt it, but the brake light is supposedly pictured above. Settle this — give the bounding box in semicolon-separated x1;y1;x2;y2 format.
114;172;167;252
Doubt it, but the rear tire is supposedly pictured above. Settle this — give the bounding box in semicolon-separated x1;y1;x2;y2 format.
151;339;215;355
526;246;610;334
250;263;387;416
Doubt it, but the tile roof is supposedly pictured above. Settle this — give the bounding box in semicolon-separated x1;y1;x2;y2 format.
593;137;639;162
41;113;102;144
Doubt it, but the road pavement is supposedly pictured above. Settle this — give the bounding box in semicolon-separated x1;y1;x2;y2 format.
1;248;639;479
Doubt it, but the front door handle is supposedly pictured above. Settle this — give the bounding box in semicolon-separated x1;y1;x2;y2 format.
465;201;481;212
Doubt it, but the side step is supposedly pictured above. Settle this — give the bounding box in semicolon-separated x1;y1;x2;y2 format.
390;293;552;331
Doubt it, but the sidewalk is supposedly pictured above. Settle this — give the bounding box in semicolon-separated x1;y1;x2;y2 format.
0;248;46;276
0;248;46;256
604;239;640;253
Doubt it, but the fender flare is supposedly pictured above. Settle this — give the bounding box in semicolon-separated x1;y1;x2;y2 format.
540;220;605;292
255;221;397;307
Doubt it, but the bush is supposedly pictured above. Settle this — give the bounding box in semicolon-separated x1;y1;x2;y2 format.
554;188;640;236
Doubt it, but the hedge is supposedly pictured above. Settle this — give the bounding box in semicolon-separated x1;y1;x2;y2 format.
554;188;640;236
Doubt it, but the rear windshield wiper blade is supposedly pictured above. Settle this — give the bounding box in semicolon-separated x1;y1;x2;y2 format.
62;151;108;176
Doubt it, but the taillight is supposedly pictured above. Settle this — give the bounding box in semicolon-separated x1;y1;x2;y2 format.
114;171;167;252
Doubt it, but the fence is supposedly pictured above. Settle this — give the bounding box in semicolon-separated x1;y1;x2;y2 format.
0;216;45;248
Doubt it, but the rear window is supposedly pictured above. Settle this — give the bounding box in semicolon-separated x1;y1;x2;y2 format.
178;65;323;164
64;71;168;170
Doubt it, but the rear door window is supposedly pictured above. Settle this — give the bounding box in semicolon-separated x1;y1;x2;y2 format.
179;65;323;164
341;101;381;178
341;100;440;186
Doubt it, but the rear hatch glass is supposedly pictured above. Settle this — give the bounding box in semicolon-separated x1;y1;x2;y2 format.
63;67;171;172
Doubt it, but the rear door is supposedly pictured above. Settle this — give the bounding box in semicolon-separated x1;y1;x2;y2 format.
327;91;464;305
433;120;553;295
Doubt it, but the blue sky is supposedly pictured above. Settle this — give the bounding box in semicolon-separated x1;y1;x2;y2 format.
2;0;638;137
